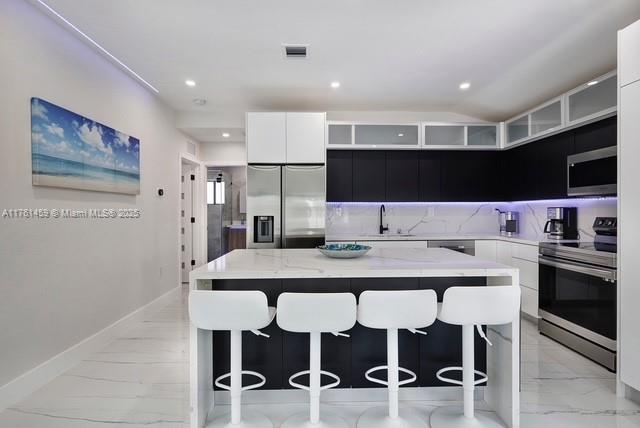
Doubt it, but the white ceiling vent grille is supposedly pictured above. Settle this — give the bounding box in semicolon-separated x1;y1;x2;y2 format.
283;44;308;59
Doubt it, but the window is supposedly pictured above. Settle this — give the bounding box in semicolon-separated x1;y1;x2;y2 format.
207;180;225;205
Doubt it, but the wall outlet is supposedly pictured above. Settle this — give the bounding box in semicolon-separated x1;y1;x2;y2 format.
428;206;435;217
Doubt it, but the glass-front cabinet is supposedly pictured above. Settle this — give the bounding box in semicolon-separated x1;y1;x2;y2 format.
530;99;563;136
424;124;465;146
327;124;352;146
326;123;420;148
566;72;617;126
424;123;499;148
354;124;420;147
506;114;529;144
467;125;498;146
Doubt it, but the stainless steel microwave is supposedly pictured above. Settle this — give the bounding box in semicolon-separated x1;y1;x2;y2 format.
567;146;617;196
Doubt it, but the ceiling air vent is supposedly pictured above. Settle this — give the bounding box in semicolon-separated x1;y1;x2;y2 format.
283;44;308;59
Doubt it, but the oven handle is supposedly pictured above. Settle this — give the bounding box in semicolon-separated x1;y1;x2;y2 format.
538;255;616;282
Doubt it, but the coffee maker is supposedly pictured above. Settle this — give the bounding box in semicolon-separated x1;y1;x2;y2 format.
544;207;578;240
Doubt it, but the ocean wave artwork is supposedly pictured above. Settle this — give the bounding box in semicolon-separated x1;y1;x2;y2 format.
31;98;140;195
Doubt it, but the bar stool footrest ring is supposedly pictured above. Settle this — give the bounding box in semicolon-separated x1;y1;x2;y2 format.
364;365;417;387
288;369;341;391
436;366;487;386
214;370;266;392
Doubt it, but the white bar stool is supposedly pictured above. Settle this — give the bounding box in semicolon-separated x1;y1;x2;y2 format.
356;290;438;428
189;290;276;428
276;292;357;428
430;286;520;428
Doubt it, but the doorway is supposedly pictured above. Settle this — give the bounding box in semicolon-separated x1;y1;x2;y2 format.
180;162;196;283
206;166;247;261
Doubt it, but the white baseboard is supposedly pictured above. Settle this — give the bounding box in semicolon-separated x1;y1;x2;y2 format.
0;285;181;412
626;383;640;404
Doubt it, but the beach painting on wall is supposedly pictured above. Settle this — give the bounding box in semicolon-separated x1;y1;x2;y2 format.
31;98;140;195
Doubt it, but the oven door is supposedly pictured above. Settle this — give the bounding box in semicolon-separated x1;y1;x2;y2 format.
538;255;616;349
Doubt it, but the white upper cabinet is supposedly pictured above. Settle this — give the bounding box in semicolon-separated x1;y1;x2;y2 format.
327;123;421;149
424;124;465;147
619;19;640;87
506;98;563;146
566;73;617;126
505;71;615;147
354;124;420;147
530;99;563;135
327;124;353;146
506;114;529;145
423;123;499;148
247;112;286;163
247;112;326;164
286;112;326;163
467;125;498;147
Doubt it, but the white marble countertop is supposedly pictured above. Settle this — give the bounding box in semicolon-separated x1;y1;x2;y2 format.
326;233;558;246
189;247;517;281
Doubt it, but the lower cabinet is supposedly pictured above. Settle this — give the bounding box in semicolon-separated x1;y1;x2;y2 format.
475;240;497;261
477;240;540;319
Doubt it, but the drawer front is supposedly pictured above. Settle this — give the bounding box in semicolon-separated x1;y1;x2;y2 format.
511;243;539;263
496;241;512;265
521;285;539;318
475;240;497;261
510;257;539;290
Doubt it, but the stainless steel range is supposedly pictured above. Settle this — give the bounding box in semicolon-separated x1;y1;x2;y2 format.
538;217;617;371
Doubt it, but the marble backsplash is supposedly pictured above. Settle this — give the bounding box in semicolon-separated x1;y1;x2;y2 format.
326;198;617;240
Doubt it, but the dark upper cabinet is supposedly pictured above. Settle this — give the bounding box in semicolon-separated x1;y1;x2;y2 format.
512;143;539;201
536;132;574;199
573;116;617;153
440;151;500;201
385;151;419;202
325;117;616;203
326;150;353;202
353;151;386;202
419;151;442;202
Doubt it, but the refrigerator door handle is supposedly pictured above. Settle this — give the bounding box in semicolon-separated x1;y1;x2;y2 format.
281;167;287;249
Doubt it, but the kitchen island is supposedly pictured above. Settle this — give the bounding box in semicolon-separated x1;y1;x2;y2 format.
189;247;520;427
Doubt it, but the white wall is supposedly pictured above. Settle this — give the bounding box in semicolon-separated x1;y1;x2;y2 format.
200;141;246;165
0;1;189;388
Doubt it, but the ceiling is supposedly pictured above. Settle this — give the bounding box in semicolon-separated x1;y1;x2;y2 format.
37;0;640;137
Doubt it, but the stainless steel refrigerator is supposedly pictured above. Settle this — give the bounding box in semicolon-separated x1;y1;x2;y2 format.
247;164;325;249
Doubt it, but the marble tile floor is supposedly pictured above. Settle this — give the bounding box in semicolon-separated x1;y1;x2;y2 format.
0;285;639;427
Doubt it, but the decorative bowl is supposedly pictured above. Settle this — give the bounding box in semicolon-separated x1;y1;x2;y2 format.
317;243;372;259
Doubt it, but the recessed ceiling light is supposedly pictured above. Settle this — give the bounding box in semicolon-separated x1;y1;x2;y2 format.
587;80;599;86
459;82;471;90
330;81;341;89
185;79;196;87
222;133;230;138
398;133;404;137
193;98;207;106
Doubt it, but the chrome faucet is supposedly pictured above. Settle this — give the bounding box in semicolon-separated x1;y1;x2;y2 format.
379;204;389;235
